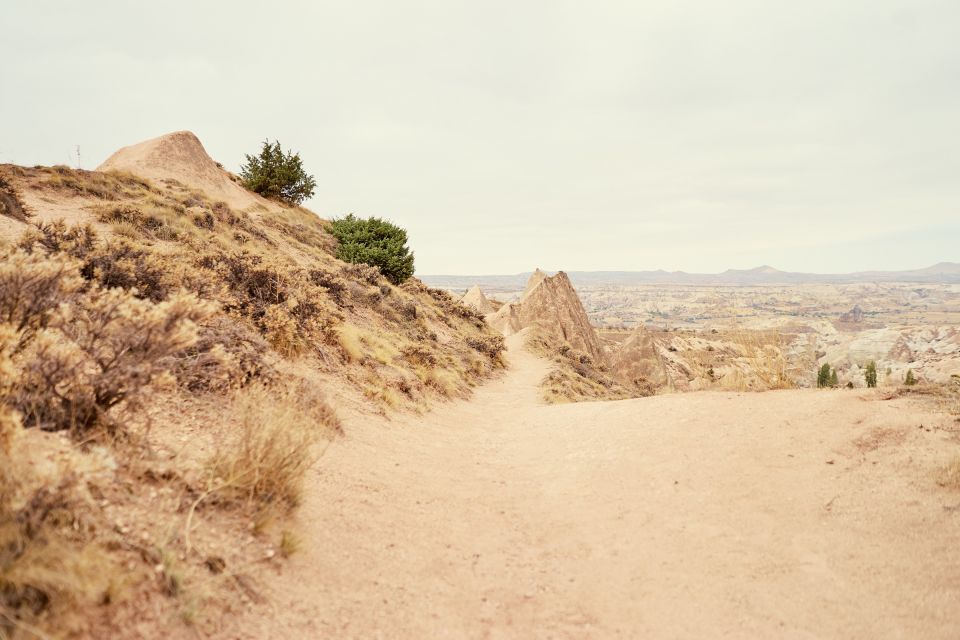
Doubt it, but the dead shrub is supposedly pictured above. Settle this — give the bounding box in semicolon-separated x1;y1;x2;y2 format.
0;356;113;639
79;242;172;302
401;345;437;367
0;175;31;222
466;334;505;361
192;211;215;230
168;316;275;393
17;220;97;258
97;203;179;241
262;304;305;357
308;268;350;307
341;262;382;286
0;472;112;639
19;221;173;302
0;251;82;342
427;287;484;327
1;250;215;434
387;297;418;322
199;251;338;353
206;381;340;511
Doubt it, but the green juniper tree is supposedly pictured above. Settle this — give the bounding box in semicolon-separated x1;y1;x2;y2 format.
864;361;877;388
240;140;316;205
904;369;917;386
328;214;415;285
829;368;839;388
817;363;831;388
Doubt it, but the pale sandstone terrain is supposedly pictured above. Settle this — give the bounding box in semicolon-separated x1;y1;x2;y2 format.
447;279;960;392
223;333;960;639
3;133;959;638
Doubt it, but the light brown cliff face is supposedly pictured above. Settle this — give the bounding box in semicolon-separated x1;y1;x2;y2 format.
488;301;522;335
488;270;604;364
609;326;669;391
523;268;548;298
97;130;267;211
461;285;495;315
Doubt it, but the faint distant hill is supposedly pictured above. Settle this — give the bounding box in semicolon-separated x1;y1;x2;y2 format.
421;263;960;288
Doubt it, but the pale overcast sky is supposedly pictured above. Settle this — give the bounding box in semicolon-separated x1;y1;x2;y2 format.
3;1;958;274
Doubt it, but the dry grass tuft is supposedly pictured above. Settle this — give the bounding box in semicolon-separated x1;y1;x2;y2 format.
40;166;154;201
936;456;960;490
206;381;340;512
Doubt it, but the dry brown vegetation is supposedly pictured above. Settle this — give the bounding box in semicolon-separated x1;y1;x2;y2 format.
0;249;214;437
0;176;31;223
0;163;506;637
936;456;960;491
1;322;119;638
206;382;340;512
528;330;642;404
5;164;506;407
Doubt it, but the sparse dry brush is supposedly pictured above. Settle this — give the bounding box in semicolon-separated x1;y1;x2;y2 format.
40;165;154;201
0;174;31;222
0;249;214;436
529;330;639;403
937;456;960;491
206;381;340;512
0;160;507;635
1;326;117;639
427;287;485;328
9;165;505;409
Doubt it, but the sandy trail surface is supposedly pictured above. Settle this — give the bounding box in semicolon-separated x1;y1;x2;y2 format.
231;335;960;639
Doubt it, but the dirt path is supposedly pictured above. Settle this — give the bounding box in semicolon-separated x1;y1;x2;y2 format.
230;335;960;638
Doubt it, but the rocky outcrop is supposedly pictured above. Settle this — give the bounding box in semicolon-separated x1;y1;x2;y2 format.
461;285;494;315
488;270;604;363
608;326;668;392
98;131;266;211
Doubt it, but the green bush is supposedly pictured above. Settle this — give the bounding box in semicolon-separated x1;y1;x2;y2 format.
329;214;415;285
904;369;917;386
817;363;831;388
864;361;877;388
240;140;316;205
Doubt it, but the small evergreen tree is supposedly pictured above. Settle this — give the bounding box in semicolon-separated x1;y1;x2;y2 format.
829;368;839;388
864;361;877;388
904;369;917;386
329;214;415;285
240;140;316;205
817;363;831;388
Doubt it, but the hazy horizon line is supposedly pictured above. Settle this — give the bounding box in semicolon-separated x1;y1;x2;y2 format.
418;261;960;278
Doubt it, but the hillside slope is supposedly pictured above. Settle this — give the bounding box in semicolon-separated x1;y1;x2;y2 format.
0;132;505;638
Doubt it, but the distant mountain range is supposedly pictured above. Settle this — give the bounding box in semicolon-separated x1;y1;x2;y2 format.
420;262;960;289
